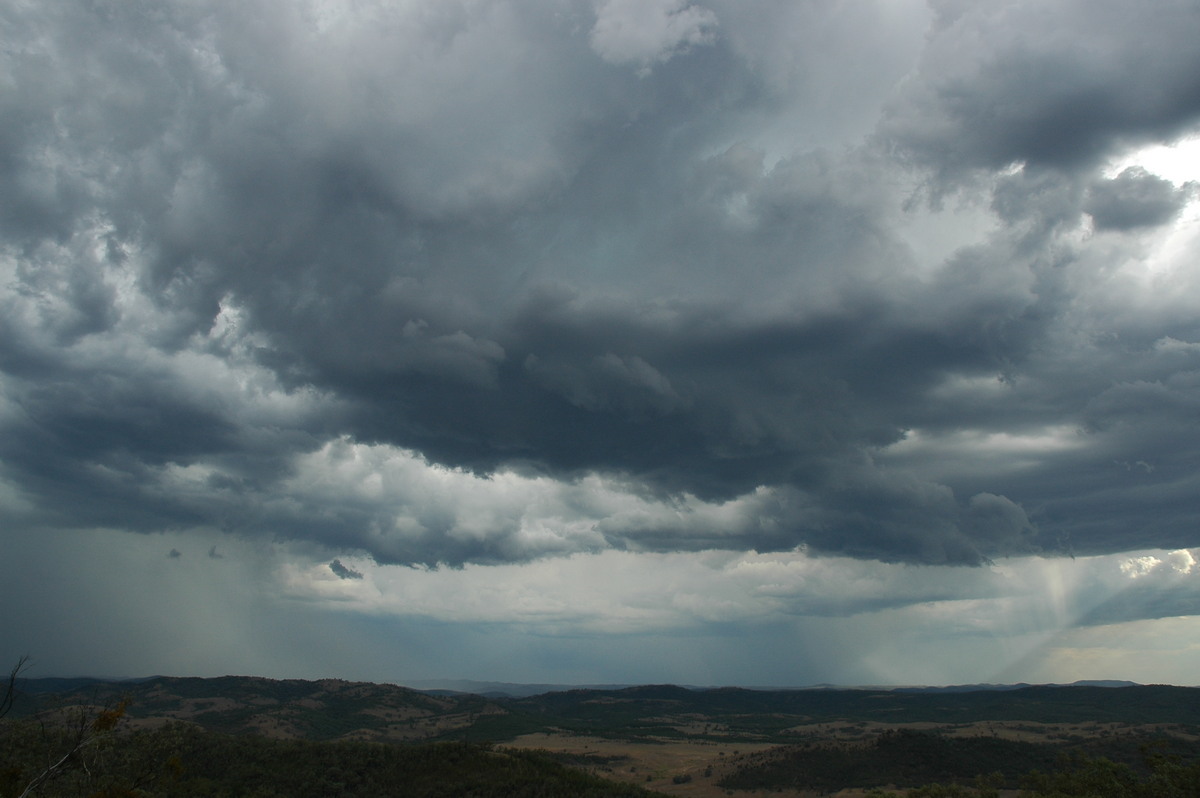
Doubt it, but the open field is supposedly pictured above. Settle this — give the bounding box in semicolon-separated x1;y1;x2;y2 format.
506;732;778;796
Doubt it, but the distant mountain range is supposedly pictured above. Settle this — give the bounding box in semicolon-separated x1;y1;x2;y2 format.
405;678;1142;697
15;675;1146;700
403;679;635;698
890;680;1141;693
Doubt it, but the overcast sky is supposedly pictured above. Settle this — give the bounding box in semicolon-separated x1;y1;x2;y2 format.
4;0;1200;688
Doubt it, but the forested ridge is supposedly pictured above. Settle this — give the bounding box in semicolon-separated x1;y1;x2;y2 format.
5;671;1200;796
11;676;1200;743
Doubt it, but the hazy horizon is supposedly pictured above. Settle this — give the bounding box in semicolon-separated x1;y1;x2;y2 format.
12;670;1175;693
4;0;1200;689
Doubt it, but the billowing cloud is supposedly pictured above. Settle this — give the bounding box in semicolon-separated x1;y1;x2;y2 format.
1085;167;1195;230
3;0;1200;688
880;0;1200;177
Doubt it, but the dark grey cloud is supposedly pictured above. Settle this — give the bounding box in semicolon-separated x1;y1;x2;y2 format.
880;0;1200;178
1085;167;1195;230
329;559;363;580
1;0;1199;571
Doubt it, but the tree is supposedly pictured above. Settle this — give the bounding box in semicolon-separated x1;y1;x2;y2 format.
0;658;132;798
0;656;29;721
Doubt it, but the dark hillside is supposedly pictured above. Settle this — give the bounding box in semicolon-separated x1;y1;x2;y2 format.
504;683;1200;740
15;676;1200;745
718;728;1200;792
12;675;498;742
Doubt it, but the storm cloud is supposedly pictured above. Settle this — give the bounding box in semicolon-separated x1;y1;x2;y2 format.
2;0;1200;581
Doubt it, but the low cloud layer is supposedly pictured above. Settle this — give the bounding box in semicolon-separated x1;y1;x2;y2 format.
7;525;1200;686
2;0;1200;582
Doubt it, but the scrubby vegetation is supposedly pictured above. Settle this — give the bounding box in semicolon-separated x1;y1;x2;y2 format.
0;665;660;798
864;748;1200;797
719;729;1058;792
0;721;663;797
720;729;1200;796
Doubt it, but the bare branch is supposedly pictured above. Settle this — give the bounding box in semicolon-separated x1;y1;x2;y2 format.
1;654;31;720
7;687;131;798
